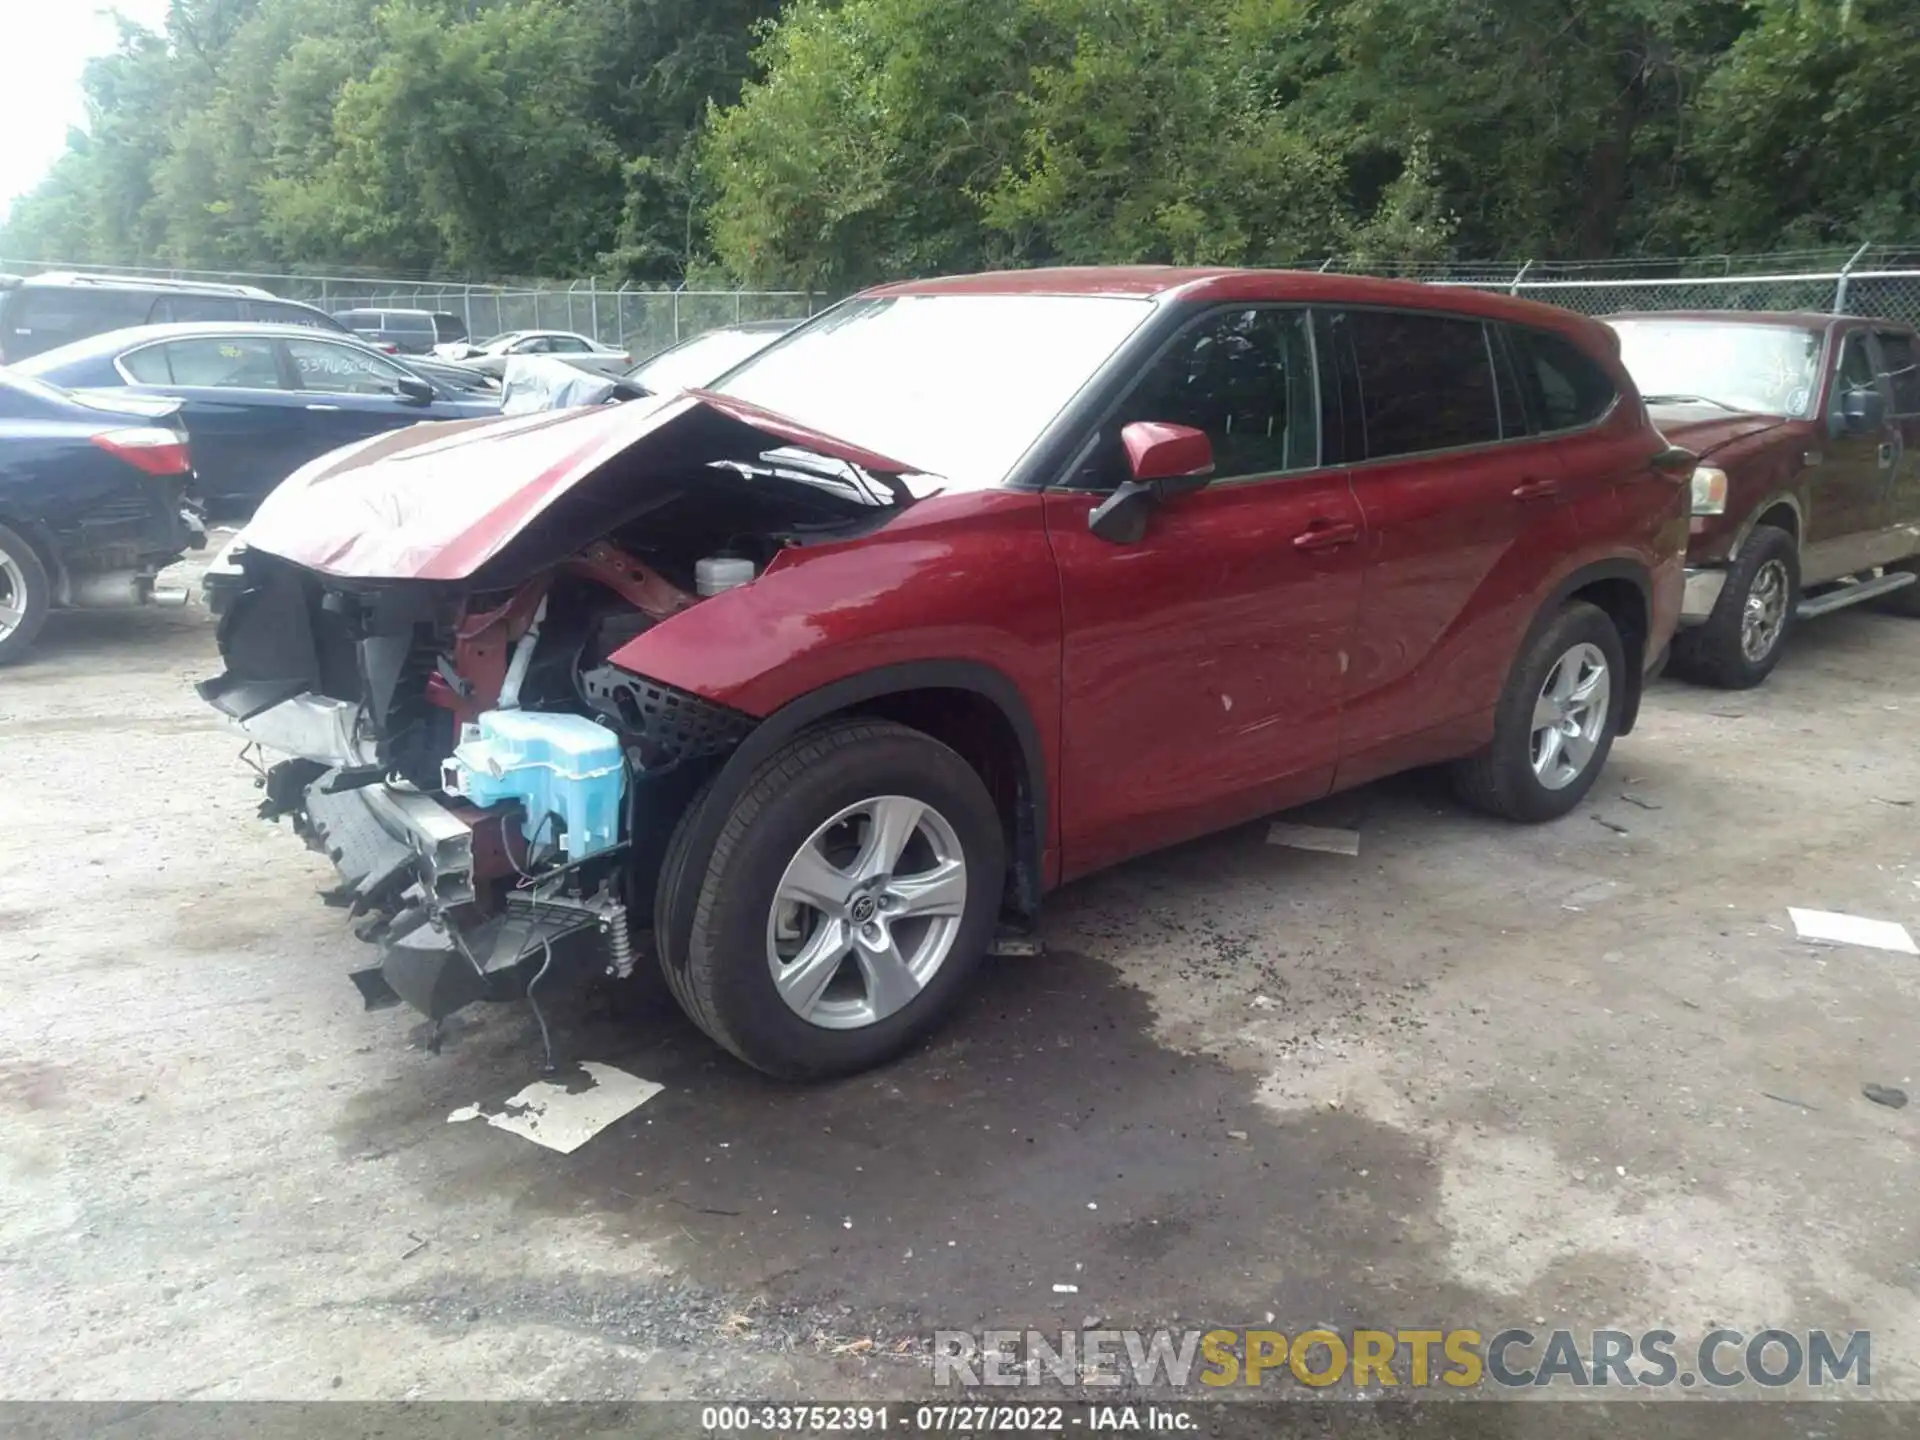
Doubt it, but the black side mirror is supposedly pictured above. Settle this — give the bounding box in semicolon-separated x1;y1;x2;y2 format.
395;376;435;406
1088;481;1159;544
1833;386;1886;437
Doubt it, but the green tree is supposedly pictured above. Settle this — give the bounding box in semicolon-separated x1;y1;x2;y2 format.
1684;0;1920;248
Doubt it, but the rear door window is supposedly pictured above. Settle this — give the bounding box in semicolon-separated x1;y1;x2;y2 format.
141;336;284;388
1875;332;1920;415
1343;310;1501;458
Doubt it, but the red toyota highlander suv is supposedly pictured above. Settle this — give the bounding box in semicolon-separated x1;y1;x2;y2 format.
199;268;1689;1078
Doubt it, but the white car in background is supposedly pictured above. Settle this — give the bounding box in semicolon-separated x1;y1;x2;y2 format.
434;330;631;377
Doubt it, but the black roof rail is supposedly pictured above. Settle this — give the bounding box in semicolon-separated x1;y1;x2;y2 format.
29;271;276;300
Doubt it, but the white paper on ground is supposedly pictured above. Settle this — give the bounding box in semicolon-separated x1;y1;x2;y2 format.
1787;908;1919;955
448;1061;664;1154
1266;823;1361;856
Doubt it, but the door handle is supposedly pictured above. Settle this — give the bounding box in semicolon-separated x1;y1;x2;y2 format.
1293;520;1360;551
305;403;343;412
1511;477;1561;500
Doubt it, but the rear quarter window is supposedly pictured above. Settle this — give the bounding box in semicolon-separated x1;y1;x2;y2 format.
1512;327;1618;431
11;287;156;351
249;300;339;330
150;294;243;323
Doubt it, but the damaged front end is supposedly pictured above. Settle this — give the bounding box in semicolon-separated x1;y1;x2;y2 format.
198;393;914;1042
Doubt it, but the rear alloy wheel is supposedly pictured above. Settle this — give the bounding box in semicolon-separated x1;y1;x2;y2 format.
1528;642;1611;792
0;522;51;667
658;719;1004;1079
1453;600;1626;822
1670;525;1798;689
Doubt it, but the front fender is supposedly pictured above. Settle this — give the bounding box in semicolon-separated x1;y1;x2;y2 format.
605;488;1062;740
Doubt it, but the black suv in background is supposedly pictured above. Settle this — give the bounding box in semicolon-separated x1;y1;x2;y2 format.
0;272;349;364
328;308;452;354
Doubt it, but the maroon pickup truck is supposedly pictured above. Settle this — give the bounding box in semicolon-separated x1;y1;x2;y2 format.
1608;311;1920;687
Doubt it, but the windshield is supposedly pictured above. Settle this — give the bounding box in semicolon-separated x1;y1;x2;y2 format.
1609;319;1823;417
712;294;1156;489
632;326;792;395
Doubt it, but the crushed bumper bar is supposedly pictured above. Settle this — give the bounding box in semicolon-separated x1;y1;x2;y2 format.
268;762;635;1027
306;775;476;912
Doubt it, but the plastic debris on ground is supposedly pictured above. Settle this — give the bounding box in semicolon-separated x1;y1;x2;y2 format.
448;1061;664;1153
1265;823;1361;856
1787;908;1919;955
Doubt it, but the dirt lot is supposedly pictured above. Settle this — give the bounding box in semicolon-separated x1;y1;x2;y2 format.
4;544;1920;1408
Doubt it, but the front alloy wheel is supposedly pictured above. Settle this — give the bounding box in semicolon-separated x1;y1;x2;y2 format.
656;718;1005;1079
1671;524;1799;689
768;795;969;1029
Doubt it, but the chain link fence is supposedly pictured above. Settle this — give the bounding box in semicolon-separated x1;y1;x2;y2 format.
0;257;816;360
1331;243;1920;328
7;245;1920;344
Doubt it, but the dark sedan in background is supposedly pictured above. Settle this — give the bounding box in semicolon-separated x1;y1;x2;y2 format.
11;323;501;508
0;373;205;664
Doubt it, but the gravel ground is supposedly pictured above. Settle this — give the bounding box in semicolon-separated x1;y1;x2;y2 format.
4;545;1920;1412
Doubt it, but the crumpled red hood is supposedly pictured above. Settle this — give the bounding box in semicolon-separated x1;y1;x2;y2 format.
240;390;920;582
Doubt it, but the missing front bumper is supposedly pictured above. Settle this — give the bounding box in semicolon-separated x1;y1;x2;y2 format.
271;763;634;1028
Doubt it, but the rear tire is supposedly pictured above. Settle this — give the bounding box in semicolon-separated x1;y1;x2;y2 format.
1453;600;1626;823
1670;525;1798;689
0;522;51;667
656;719;1005;1080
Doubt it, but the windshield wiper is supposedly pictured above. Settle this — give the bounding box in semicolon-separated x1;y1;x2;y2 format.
1644;393;1743;413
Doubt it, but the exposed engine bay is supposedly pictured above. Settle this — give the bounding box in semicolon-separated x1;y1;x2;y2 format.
198;416;910;1051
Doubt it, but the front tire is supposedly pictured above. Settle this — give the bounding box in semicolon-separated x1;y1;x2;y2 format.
1670;525;1798;689
1453;600;1626;823
0;522;51;667
657;719;1005;1080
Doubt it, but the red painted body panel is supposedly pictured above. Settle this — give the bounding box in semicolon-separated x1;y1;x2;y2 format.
604;488;1068;876
238;391;921;581
1041;476;1367;878
870;268;1628;351
1335;401;1682;788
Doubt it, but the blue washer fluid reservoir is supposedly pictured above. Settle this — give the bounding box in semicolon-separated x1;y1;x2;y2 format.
443;710;626;861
